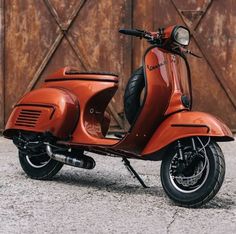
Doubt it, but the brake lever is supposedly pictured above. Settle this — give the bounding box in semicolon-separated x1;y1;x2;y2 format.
134;29;159;44
180;48;202;58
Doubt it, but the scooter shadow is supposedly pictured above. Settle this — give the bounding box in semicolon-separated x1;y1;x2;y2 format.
203;196;235;210
53;171;165;197
52;172;235;209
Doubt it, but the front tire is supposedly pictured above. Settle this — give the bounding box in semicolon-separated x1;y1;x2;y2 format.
161;138;225;207
19;151;64;180
124;67;145;125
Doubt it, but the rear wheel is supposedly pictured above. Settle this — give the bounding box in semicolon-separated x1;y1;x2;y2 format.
15;132;64;180
19;151;63;180
160;137;225;207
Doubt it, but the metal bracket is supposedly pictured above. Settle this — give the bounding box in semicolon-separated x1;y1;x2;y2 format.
122;157;149;188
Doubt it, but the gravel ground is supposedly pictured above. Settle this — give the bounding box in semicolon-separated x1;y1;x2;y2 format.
0;137;236;234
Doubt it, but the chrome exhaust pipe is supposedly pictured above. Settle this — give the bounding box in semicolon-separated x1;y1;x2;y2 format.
46;144;95;169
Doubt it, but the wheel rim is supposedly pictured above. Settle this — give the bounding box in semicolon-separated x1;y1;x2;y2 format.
169;140;210;193
25;155;51;169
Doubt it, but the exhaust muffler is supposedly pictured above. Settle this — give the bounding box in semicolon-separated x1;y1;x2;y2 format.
46;144;95;169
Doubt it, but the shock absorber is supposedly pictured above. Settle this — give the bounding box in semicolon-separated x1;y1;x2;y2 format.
177;140;184;161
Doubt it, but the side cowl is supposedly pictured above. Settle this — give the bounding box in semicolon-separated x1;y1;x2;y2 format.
4;88;79;139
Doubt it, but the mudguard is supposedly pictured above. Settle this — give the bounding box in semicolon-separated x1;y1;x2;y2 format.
4;88;79;139
142;111;234;156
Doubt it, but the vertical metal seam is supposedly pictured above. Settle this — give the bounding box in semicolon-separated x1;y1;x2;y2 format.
0;0;5;130
125;0;134;130
3;0;4;127
131;0;134;70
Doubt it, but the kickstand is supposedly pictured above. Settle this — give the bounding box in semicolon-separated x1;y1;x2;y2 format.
122;157;149;188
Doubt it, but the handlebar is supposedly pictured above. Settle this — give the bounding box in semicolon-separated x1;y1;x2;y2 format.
119;27;199;58
119;28;154;41
119;29;145;38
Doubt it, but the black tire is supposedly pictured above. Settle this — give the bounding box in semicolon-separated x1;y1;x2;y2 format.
160;138;225;208
19;151;64;180
124;67;145;125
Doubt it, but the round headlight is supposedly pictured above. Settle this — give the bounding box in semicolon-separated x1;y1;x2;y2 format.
172;26;190;46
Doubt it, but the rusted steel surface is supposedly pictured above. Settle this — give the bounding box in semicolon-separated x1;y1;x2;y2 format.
1;0;236;130
5;0;131;130
0;0;4;131
133;0;236;130
4;0;131;130
172;0;236;129
67;0;132;115
4;0;59;122
25;0;87;93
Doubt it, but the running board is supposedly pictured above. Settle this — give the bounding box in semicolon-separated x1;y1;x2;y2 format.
122;157;149;188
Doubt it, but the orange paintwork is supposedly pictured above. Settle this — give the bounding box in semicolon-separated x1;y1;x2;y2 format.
4;88;79;139
4;67;119;145
113;47;173;153
165;55;189;115
4;25;234;159
46;66;119;82
142;111;234;155
150;26;175;42
163;26;175;39
43;67;119;146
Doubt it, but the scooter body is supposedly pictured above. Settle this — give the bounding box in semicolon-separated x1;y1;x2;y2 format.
4;47;233;155
3;25;234;207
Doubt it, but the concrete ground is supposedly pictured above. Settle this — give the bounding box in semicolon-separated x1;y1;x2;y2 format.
0;137;235;234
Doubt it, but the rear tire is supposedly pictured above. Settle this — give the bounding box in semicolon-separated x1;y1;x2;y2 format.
160;138;225;207
19;151;63;180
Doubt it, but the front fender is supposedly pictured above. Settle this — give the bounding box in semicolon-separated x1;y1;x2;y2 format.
142;111;234;155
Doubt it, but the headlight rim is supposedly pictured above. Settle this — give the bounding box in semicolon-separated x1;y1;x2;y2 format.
172;26;190;46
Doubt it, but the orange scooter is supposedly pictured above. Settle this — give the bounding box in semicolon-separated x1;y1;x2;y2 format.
3;25;234;207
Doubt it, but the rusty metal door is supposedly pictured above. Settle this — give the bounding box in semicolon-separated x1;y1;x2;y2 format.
1;0;236;132
0;0;4;131
133;0;236;130
1;0;131;131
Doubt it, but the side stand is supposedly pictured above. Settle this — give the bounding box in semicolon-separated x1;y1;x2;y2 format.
122;157;149;188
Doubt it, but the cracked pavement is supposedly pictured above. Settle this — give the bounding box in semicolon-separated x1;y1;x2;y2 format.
0;137;236;234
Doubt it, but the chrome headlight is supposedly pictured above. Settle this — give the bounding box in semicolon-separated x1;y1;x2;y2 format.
172;26;190;46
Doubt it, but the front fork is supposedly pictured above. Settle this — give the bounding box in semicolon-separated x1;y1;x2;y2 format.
177;140;184;160
176;137;211;164
191;138;197;151
177;137;198;161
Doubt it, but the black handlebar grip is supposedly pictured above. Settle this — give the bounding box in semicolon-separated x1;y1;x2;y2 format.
119;29;143;37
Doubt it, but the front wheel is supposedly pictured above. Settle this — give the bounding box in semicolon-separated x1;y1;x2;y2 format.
160;138;225;207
